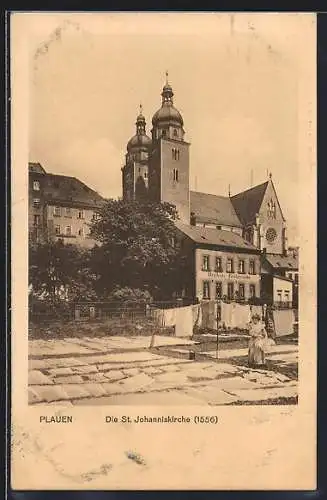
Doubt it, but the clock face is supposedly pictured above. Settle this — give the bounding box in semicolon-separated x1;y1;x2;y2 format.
266;227;277;243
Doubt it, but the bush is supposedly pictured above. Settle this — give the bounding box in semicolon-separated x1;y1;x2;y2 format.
107;287;153;305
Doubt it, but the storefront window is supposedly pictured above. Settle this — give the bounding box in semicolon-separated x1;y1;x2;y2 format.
203;281;210;299
227;283;234;300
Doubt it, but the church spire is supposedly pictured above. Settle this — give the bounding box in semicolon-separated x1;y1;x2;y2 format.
161;72;174;104
136;103;146;135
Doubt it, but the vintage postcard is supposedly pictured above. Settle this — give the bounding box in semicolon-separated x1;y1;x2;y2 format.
10;12;316;490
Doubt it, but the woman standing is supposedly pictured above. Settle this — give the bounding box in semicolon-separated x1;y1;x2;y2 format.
248;313;268;368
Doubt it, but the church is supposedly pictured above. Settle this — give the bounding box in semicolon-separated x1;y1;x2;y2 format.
121;75;298;307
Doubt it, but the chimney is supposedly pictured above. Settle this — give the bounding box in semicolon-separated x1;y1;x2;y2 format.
190;212;196;226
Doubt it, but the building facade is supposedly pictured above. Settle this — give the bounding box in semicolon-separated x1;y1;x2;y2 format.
29;162;104;248
121;76;298;306
175;222;261;302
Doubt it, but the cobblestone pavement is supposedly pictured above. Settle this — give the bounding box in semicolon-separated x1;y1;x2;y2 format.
28;335;298;406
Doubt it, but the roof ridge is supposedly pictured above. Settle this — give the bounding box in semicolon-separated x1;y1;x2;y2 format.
190;190;229;200
231;180;269;199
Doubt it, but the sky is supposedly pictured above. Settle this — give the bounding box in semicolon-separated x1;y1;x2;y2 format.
26;13;316;246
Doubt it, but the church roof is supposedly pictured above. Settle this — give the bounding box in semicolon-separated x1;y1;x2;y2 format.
264;253;299;270
231;181;269;225
175;221;259;253
190;191;242;227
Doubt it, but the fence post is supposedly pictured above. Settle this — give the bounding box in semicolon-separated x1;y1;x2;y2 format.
90;306;95;319
75;307;80;321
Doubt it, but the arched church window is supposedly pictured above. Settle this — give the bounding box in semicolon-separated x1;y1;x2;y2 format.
267;199;276;218
173;168;179;182
173;129;178;137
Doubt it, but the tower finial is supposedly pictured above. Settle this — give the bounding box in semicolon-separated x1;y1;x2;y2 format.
269;172;272;179
165;70;169;85
139;103;143;115
228;184;231;197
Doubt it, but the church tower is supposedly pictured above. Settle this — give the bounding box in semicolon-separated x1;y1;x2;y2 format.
149;74;190;224
122;105;152;202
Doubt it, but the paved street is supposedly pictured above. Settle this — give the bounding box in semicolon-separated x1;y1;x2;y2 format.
28;335;298;406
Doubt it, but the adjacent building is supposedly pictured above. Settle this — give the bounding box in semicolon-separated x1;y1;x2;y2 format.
175;222;261;302
29;162;104;248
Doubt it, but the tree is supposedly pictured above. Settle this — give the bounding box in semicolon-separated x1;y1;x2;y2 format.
29;239;96;305
89;199;183;299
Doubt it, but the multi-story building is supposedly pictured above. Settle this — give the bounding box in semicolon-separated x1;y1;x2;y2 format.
29;162;104;248
175;222;261;302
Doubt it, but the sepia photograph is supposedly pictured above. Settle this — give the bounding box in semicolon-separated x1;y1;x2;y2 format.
27;15;299;407
11;12;316;490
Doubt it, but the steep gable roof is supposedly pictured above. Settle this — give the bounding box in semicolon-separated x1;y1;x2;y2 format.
175;221;259;253
29;162;105;209
190;191;242;227
43;173;104;208
231;181;269;225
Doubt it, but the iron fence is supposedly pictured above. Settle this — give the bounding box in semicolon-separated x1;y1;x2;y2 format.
29;298;198;324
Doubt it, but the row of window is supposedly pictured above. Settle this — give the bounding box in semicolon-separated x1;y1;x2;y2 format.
276;289;291;302
202;255;256;274
160;129;179;138
53;206;86;218
32;201;93;220
54;225;87;237
203;281;257;300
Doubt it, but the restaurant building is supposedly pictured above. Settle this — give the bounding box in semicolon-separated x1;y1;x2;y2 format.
175;222;261;302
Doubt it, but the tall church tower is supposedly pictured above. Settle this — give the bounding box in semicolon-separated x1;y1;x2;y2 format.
122;105;152;201
149;74;190;224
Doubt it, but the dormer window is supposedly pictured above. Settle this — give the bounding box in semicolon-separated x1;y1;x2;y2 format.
173;128;178;137
33;180;40;191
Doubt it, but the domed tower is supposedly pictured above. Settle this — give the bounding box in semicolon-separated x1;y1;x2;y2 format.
149;73;190;224
122;105;152;201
